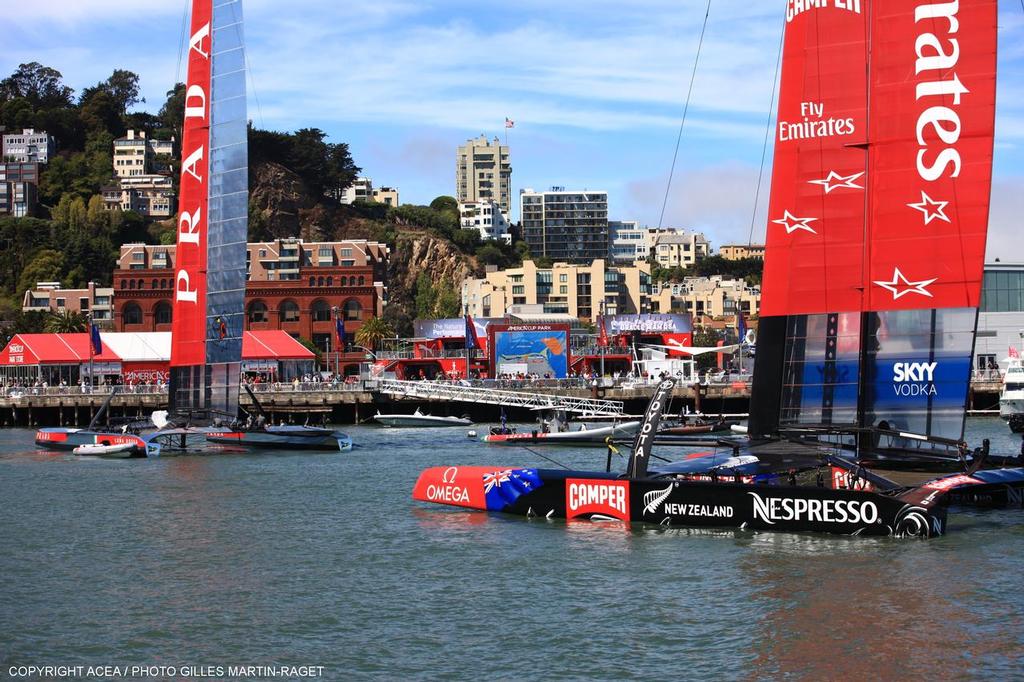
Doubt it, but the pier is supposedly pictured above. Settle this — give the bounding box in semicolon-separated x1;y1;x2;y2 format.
0;375;1005;427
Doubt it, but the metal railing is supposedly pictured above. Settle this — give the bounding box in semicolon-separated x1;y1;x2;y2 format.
374;379;625;416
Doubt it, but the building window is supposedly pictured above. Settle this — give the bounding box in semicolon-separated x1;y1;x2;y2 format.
154;301;172;325
318;247;332;257
132;252;144;261
280;300;300;323
560;285;568;294
559;274;567;283
343;299;362;321
358;276;365;286
123;303;142;325
248;301;268;323
341;248;352;257
309;276;316;287
56;297;66;308
312;300;332;322
318;276;325;287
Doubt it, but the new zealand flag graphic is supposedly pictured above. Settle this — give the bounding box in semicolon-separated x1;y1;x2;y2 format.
483;468;543;511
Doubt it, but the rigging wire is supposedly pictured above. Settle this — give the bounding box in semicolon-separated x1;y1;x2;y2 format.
520;444;571;470
174;0;189;86
746;13;787;247
657;0;713;230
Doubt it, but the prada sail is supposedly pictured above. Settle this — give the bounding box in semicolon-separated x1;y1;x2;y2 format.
751;0;997;444
169;0;248;418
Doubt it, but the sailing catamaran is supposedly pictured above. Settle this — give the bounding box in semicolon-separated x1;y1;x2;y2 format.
145;0;350;454
411;0;1023;535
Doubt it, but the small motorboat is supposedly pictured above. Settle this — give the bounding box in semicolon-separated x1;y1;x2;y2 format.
659;417;737;436
72;442;143;458
482;410;641;446
373;409;473;428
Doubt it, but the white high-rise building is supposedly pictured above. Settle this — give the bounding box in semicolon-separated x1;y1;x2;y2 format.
520;187;609;263
2;129;55;164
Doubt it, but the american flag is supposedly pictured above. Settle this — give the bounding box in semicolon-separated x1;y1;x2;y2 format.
505;117;515;129
1010;346;1020;359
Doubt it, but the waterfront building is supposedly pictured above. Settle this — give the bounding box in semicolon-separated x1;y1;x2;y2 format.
719;244;766;260
338;177;373;204
650;275;761;319
459;200;511;243
975;262;1024;373
650;230;711;268
456;135;511;217
520;187;609;263
462;259;651;323
21;282;115;326
0;162;40;217
113;130;174;178
111;239;389;354
2;129;55;164
101;175;177;218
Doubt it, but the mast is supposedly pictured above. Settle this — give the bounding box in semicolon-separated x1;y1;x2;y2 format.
169;0;248;419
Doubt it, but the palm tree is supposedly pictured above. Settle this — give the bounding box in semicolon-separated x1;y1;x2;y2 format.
46;309;88;333
355;316;395;351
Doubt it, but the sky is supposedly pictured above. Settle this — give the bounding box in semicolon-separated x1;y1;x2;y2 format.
4;0;1024;260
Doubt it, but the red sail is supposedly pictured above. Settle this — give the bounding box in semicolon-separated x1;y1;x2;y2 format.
866;0;997;311
170;0;212;368
761;4;869;317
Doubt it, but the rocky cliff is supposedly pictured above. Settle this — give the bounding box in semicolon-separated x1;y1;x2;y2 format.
249;161;481;335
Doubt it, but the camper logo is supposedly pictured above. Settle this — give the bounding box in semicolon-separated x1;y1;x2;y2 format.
566;479;630;521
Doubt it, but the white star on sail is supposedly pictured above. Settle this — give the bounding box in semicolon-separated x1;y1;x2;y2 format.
772;210;818;234
906;191;951;225
808;170;865;194
873;267;937;300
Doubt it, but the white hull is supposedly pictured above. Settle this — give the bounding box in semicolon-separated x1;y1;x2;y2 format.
72;442;139;457
373;414;473;428
999;395;1024;419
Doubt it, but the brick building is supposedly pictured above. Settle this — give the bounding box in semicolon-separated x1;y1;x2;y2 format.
112;239;389;357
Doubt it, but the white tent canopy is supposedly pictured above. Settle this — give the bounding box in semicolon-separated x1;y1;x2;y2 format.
99;332;172;362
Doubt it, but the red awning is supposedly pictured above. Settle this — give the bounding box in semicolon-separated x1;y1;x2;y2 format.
242;330;315;360
0;333;119;366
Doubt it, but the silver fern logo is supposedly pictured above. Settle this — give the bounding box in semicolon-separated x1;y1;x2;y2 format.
643;485;673;515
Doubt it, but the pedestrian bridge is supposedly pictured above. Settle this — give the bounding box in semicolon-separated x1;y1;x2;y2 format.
373;379;625;416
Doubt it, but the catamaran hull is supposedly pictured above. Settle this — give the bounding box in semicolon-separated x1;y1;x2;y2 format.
412;466;945;538
206;429;352;451
483;422;641;446
35;428;146;456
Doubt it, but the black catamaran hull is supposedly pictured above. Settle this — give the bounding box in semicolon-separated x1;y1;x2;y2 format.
206;427;352;451
412;466;945;538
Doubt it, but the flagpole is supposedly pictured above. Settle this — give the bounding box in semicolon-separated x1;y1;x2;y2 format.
88;311;94;394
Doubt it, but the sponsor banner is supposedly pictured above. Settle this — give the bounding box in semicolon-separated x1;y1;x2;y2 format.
488;324;570;379
641;484;737;518
565;479;630;521
866;0;997;311
82;362;122;376
606;314;692;335
762;3;869;316
748;491;881;526
241;360;277;372
922;474;984;491
4;342;27;364
170;0;212;368
414;318;502;341
412;466;489;510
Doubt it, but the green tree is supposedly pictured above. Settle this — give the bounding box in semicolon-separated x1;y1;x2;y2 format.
18;249;65;294
45;307;89;331
6;309;49;335
86;194;109;232
429;196;458;213
0;63;74;109
414;272;436;319
433;279;462;318
476;243;505;266
355;316;395;351
158;83;186;139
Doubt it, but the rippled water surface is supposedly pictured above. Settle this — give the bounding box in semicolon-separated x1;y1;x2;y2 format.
2;418;1023;679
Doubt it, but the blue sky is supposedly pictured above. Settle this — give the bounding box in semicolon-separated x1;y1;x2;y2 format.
5;0;1024;259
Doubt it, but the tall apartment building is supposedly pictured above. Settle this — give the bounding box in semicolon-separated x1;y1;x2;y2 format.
21;281;116;325
456;135;511;217
650;276;760;318
520;188;609;263
462;259;651;323
112;239;389;353
459;200;511;243
0;162;40;217
2;129;55;164
719;244;766;260
651;231;711;268
113;130;174;178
